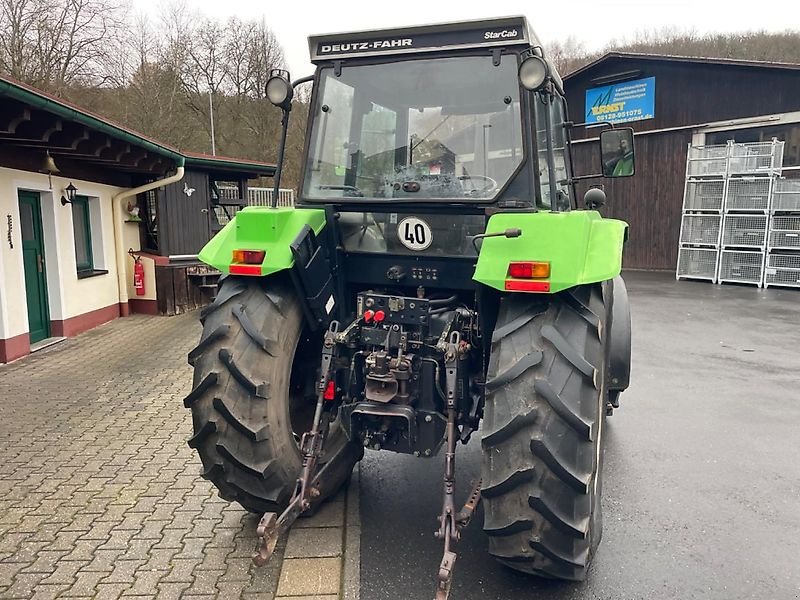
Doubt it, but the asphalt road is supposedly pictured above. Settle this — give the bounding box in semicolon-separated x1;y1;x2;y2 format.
359;272;800;600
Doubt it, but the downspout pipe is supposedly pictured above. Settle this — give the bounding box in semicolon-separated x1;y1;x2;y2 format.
112;162;185;315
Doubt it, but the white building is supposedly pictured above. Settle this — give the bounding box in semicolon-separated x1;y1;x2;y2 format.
0;76;275;363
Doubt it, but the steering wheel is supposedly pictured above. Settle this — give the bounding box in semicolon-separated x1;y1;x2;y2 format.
458;175;498;197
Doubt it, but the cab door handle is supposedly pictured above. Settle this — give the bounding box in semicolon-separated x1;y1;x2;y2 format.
37;254;43;272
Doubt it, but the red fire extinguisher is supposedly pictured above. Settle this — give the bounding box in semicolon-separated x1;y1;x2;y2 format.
133;255;145;296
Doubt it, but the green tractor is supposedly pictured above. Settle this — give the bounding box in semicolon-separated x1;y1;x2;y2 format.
185;16;633;598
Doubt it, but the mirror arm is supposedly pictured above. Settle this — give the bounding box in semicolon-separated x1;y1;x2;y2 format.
271;108;291;208
292;74;314;88
270;75;314;208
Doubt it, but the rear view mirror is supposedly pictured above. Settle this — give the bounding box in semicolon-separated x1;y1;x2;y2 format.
600;128;635;177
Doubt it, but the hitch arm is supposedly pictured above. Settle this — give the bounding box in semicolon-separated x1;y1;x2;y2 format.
253;321;339;567
433;331;482;600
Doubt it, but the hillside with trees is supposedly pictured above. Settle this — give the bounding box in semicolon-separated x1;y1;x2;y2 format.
546;28;800;77
1;1;798;189
0;0;305;186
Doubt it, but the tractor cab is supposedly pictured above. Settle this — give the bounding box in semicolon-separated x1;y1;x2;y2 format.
272;17;577;298
299;16;571;211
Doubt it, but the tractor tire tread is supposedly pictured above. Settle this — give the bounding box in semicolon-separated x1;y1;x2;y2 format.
481;285;607;581
484;351;543;392
533;379;592;439
530;438;590;493
218;348;270;399
481;468;536;499
185;276;359;514
232;303;277;356
212;397;270;441
188;325;229;366
528;495;588;539
480;410;538;448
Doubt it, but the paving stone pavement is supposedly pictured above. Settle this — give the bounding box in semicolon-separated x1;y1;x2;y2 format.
0;313;298;600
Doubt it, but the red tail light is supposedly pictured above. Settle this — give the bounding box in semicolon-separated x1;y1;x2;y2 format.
232;249;266;264
507;261;550;279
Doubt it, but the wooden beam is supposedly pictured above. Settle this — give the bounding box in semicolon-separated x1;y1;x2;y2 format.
72;133;112;157
0;143;135;187
8;112;63;141
0;98;32;133
47;124;90;150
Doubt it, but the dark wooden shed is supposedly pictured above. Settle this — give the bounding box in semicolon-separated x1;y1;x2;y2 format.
563;53;800;270
136;153;275;315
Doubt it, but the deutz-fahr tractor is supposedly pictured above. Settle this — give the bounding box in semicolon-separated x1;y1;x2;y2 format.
185;16;633;598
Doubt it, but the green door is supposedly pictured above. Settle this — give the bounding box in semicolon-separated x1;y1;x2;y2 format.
19;191;51;343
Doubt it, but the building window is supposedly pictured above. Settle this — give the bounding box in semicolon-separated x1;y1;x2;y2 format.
534;93;572;210
72;195;93;273
138;189;159;253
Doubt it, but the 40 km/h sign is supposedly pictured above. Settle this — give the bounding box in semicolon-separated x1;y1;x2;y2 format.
398;216;433;251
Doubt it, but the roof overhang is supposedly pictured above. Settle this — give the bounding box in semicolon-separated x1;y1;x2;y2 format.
0;76;276;183
0;78;184;178
183;153;276;179
565;52;800;82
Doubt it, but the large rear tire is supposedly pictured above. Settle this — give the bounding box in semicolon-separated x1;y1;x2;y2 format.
481;284;608;581
184;276;362;514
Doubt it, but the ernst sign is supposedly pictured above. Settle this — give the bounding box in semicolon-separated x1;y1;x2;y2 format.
585;77;656;124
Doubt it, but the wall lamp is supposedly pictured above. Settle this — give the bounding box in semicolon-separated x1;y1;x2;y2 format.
60;182;78;206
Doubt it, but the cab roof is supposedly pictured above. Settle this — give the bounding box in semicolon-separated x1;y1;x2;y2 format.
308;15;540;63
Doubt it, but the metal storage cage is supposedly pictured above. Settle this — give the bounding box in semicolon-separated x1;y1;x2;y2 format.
677;141;792;288
724;177;772;212
679;214;722;246
683;179;726;212
768;215;800;250
772;179;800;212
727;140;784;176
765;253;800;288
718;250;765;286
686;144;729;177
721;214;769;248
676;247;719;282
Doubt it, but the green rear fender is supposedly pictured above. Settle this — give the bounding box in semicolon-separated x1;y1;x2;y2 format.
473;211;628;293
199;207;326;275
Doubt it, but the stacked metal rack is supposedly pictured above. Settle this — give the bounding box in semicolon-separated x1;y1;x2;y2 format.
676;146;727;282
765;178;800;288
677;139;785;287
718;141;783;286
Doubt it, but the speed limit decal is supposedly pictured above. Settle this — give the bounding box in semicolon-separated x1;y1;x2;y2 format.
398;217;432;251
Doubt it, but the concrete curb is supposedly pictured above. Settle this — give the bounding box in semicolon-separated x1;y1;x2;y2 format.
343;463;361;600
275;489;347;598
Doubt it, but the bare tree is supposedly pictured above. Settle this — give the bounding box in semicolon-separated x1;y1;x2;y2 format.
545;36;592;76
0;0;39;80
0;0;125;92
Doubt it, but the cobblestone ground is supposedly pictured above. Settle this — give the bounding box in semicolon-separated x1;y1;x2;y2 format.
0;313;285;599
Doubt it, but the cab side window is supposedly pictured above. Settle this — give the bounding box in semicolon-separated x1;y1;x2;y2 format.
534;93;571;210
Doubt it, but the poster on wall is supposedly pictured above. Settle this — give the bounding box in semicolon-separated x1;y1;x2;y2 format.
585;76;655;124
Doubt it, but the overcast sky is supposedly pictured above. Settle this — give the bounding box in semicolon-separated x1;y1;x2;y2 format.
131;0;799;75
